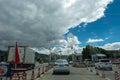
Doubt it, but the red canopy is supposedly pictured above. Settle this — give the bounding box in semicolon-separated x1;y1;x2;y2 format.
12;42;20;64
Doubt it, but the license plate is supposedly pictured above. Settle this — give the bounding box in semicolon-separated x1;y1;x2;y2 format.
105;63;108;65
59;65;64;67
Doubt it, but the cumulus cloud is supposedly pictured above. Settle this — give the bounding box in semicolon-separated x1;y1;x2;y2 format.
101;42;120;50
0;0;113;49
87;38;104;43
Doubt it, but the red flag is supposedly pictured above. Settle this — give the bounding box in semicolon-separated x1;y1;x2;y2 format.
12;42;20;64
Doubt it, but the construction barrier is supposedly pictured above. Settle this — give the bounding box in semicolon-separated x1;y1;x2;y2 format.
0;64;53;80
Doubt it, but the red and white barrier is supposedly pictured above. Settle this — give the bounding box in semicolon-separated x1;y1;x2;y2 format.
22;72;26;80
115;71;120;80
12;73;20;80
31;70;34;80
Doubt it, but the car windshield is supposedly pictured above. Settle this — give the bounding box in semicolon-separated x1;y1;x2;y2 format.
55;59;68;63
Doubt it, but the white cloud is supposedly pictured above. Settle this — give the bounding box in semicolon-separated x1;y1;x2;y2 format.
100;42;120;50
0;0;113;49
87;38;104;43
67;33;81;45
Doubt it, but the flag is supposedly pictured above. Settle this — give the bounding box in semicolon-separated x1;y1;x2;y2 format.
12;42;20;64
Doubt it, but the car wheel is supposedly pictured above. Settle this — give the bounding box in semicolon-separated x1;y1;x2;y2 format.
66;71;70;74
109;67;112;71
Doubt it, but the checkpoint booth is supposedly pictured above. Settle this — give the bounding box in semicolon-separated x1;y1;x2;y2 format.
72;52;83;66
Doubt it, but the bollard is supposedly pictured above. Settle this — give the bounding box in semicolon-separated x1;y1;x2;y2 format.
86;66;88;70
31;70;34;80
101;70;105;78
115;71;120;80
95;68;99;75
90;66;92;72
45;66;47;72
42;66;44;74
37;68;41;78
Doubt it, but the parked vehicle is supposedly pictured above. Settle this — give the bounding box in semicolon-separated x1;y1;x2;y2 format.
95;59;112;70
53;59;70;74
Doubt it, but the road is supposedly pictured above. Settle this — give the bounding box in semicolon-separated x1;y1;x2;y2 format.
38;66;106;80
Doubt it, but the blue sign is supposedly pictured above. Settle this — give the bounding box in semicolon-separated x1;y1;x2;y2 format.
0;63;11;77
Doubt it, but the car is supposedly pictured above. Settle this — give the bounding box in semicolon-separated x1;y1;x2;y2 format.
53;59;70;74
84;59;93;67
95;59;112;70
69;61;73;64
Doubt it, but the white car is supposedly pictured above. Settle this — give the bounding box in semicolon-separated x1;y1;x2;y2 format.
53;59;70;74
95;59;112;70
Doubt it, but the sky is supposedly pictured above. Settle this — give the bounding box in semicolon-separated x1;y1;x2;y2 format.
65;0;120;50
0;0;120;53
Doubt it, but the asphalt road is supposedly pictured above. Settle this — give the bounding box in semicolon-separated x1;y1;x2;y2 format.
37;66;106;80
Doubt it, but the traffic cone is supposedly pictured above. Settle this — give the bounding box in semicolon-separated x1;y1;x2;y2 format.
96;68;99;75
102;70;105;78
37;68;41;77
45;66;47;72
86;66;88;70
31;70;34;80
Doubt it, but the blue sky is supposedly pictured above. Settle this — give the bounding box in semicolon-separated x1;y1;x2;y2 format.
66;0;120;48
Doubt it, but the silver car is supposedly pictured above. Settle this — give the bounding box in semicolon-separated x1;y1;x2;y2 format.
53;59;70;74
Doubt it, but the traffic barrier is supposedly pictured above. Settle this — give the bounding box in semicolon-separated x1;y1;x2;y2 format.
12;73;20;80
31;70;34;80
37;68;41;78
21;72;26;80
115;71;120;80
101;70;105;78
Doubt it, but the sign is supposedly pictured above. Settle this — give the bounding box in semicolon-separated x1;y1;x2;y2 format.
0;63;11;77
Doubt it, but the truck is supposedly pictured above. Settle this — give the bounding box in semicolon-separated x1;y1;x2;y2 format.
91;53;106;62
7;46;35;69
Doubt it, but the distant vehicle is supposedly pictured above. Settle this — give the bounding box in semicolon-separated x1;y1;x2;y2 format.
69;61;73;64
53;59;70;74
7;46;35;70
95;59;112;70
84;59;94;67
